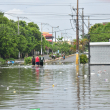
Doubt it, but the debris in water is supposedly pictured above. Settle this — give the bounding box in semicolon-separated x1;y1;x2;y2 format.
7;87;9;90
64;88;68;91
13;91;16;93
91;73;95;75
84;75;87;78
97;74;101;77
52;84;54;87
105;79;108;82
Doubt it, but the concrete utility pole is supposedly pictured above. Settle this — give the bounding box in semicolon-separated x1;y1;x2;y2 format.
82;8;84;38
41;23;42;55
52;26;59;52
55;31;56;42
76;0;79;65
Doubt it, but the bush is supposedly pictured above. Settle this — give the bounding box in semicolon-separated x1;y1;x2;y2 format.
80;54;88;64
24;57;32;64
0;58;6;64
49;54;52;57
44;52;47;54
6;58;15;61
56;55;59;58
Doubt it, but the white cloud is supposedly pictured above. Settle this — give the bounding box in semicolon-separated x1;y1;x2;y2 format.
4;9;24;21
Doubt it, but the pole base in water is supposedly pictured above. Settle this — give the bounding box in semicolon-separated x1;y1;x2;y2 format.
76;52;79;65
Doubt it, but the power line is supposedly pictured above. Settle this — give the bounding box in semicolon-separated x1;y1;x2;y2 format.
0;4;71;6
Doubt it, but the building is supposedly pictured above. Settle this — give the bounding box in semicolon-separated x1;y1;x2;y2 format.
42;32;53;43
42;32;54;54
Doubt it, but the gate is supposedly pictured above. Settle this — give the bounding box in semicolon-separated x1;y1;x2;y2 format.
90;42;110;65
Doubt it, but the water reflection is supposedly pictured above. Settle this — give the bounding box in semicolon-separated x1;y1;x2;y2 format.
76;64;80;110
0;64;110;109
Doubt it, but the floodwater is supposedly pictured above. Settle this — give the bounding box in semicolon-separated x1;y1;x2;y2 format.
0;63;110;110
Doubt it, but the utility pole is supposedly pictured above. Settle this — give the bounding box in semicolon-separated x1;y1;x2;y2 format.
88;16;90;34
18;17;20;59
82;8;84;38
55;31;56;42
52;26;59;52
18;17;19;35
52;27;53;53
76;0;79;52
41;23;42;55
76;0;79;65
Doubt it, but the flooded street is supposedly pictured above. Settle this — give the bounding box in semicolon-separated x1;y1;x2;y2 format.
0;62;110;110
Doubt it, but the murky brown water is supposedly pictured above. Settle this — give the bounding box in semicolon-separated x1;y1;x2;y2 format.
0;63;110;110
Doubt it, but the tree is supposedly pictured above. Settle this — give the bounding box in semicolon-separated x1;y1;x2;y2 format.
0;11;46;58
28;22;39;30
79;38;88;53
0;25;18;58
89;23;110;42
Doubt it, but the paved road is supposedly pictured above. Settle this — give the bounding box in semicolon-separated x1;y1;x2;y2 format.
54;55;76;63
15;55;76;63
43;55;50;60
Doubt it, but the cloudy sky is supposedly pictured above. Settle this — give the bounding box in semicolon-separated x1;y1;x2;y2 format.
1;0;110;41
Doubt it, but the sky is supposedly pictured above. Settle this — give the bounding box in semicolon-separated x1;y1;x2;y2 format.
1;0;110;41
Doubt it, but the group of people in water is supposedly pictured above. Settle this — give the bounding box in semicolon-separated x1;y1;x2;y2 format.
31;54;45;67
32;53;65;67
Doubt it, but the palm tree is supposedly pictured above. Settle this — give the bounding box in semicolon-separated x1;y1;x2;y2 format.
71;38;88;53
79;38;88;53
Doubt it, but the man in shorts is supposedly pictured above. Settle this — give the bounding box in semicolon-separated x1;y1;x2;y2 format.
35;55;40;67
39;54;45;67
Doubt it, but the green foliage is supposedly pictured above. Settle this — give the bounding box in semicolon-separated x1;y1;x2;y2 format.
24;57;32;64
0;58;6;64
0;57;15;64
0;11;43;59
49;54;52;57
56;54;61;58
80;54;88;64
6;58;15;61
89;23;110;42
57;36;63;41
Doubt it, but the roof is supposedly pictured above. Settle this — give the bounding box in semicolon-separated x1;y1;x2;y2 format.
90;42;110;46
42;32;53;39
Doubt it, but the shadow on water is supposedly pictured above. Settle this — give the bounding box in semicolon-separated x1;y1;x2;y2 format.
0;63;110;110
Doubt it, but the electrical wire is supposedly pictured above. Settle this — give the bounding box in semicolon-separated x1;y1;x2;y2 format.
0;4;71;6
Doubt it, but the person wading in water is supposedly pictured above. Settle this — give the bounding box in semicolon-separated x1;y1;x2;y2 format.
35;55;40;67
39;54;45;67
31;55;35;67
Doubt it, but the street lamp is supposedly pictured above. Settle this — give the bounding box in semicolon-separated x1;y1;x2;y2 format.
52;26;59;42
